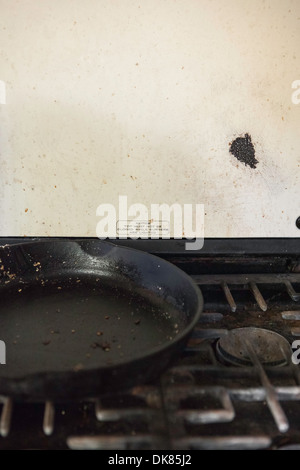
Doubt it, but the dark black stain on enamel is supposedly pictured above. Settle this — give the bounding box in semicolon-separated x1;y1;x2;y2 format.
229;133;258;169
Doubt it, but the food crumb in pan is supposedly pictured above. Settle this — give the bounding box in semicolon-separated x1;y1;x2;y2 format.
50;330;60;334
86;353;91;358
7;272;16;280
105;315;110;320
101;342;111;352
42;340;51;346
134;319;141;325
96;331;103;336
33;262;41;272
76;279;81;283
18;288;22;293
71;329;76;334
90;341;111;351
57;287;62;290
73;363;84;372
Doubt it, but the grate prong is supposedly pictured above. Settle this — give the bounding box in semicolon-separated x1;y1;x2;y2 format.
285;281;300;301
245;340;289;433
0;398;13;437
221;282;237;312
43;401;55;436
249;282;267;311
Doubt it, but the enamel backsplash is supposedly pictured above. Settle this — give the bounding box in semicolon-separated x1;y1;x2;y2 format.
0;0;299;238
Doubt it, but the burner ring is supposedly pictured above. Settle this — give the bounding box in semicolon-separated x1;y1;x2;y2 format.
216;327;291;367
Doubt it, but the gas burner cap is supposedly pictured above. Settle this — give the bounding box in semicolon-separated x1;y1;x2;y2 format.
216;327;291;367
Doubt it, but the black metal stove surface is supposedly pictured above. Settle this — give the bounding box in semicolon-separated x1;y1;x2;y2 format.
0;267;300;450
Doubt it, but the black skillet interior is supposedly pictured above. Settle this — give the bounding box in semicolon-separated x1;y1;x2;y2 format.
0;240;203;400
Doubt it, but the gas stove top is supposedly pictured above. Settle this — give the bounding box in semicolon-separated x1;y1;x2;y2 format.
0;251;299;450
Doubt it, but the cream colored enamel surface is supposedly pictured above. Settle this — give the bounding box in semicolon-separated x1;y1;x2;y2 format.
0;0;299;237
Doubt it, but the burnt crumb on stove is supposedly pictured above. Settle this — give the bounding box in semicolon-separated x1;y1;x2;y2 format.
134;319;141;325
42;339;51;346
229;133;258;169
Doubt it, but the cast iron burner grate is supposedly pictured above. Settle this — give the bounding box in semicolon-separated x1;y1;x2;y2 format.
0;272;300;450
